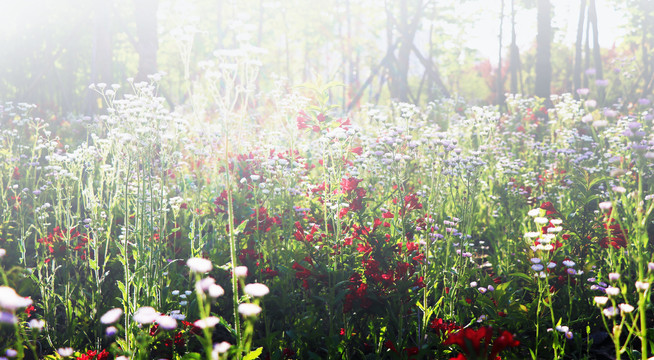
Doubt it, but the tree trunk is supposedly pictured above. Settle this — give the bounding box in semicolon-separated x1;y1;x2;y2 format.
497;0;505;107
88;0;113;113
394;0;411;102
535;0;552;100
135;0;158;82
573;0;586;97
509;0;519;95
588;0;603;101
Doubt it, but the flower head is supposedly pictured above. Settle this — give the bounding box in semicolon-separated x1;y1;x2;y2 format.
187;257;213;273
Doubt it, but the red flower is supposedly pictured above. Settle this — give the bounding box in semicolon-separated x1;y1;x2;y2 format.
489;331;520;359
600;218;628;249
539;201;558;216
97;350;110;360
444;327;518;360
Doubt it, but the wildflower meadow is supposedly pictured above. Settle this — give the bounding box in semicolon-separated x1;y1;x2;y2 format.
2;60;654;359
1;2;654;359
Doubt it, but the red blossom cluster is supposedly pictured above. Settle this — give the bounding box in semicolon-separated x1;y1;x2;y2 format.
444;326;519;360
36;226;90;263
75;349;109;360
600;217;628;249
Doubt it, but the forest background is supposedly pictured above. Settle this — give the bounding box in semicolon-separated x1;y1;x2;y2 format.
0;0;652;115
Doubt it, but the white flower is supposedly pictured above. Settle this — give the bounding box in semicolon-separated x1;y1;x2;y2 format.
531;264;544;271
0;248;5;257
156;315;177;330
208;284;225;298
133;306;159;324
534;217;549;225
599;201;612;211
0;311;17;324
213;341;232;354
527;209;540;217
0;286;33;311
187;258;213;273
194;316;220;329
524;232;540;238
238;303;262;317
57;347;74;357
478;287;487;294
603;306;619;318
530;258;541;264
562;260;575;267
469;281;478;287
550;219;563;225
28;319;45;331
608;273;620;281
635;281;650;291
234;266;248;278
244;283;270;298
618;303;634;314
594;296;609;305
612;186;626;194
195;277;216;293
605;287;620;296
100;308;123;324
555;325;569;333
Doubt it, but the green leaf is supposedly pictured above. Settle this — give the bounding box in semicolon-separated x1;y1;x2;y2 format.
89;258;99;271
181;353;202;360
243;347;263;360
233;220;249;235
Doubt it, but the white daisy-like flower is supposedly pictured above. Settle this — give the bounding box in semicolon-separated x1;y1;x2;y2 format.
208;284;225;298
527;209;540;217
608;273;620;281
57;347;74;357
234;266;249;278
238;303;262;317
213;341;232;354
562;260;575;267
594;296;609;305
618;303;634;314
531;264;544;271
187;258;213;273
244;283;269;298
603;306;619;318
194;316;221;329
605;287;620;296
100;308;123;325
635;281;650;291
156;315;177;330
28;319;45;331
133;306;159;324
598;201;612;211
534;217;549;225
0;286;33;311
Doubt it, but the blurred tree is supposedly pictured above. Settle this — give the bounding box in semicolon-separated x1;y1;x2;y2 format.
509;0;523;95
135;0;159;81
573;0;586;96
535;0;552;100
87;0;114;112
